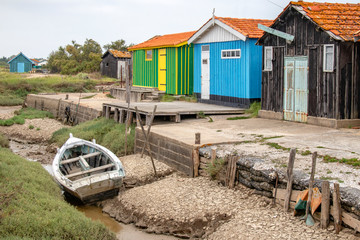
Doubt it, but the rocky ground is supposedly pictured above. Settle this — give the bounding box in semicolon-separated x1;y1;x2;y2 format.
1;106;359;239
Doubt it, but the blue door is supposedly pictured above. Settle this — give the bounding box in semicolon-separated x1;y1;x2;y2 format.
283;57;308;122
17;63;25;73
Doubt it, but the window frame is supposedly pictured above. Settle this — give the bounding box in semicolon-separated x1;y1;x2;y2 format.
221;49;241;59
264;46;273;71
323;44;334;72
145;50;153;61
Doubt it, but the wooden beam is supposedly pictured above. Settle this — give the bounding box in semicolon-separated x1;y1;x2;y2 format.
305;152;317;219
333;183;342;234
284;148;296;212
60;152;102;165
321;181;330;229
258;24;295;42
66;163;114;178
193;149;200;177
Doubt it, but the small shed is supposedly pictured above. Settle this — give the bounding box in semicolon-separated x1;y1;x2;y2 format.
128;31;195;95
101;49;131;79
257;1;360;128
188;17;272;108
8;52;34;73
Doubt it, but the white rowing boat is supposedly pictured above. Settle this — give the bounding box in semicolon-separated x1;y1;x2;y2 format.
52;133;125;203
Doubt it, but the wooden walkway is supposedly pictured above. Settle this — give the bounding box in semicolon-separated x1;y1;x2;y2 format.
103;101;245;124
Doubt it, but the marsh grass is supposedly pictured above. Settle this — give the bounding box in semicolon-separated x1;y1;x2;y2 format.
0;108;54;126
245;101;261;117
205;158;225;180
0;72;115;106
0;133;9;148
0;147;115;240
51;118;135;156
160;94;175;102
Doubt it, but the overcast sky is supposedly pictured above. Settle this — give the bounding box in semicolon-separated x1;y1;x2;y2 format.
1;0;359;58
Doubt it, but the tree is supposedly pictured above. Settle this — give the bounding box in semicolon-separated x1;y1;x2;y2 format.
103;39;132;51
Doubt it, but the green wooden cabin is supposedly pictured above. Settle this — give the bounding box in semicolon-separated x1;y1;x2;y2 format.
128;31;195;95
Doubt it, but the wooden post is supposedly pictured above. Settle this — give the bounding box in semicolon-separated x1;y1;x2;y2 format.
284;148;296;212
135;107;157;178
105;106;110;119
321;181;330;229
114;108;119;122
305;151;317;220
102;105;107;117
211;149;216;164
193;149;200;177
225;156;237;189
333;183;342;234
141;105;157;158
128;112;133;125
119;109;125;123
195;133;201;144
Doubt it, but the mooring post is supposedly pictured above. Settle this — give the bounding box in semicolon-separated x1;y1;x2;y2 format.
195;132;201;144
333;183;342;234
193;148;200;177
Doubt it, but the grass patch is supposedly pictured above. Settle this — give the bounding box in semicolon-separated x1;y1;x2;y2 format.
0;133;9;148
50;118;135;156
300;150;312;156
106;94;115;99
179;94;197;103
0;147;115;239
327;170;332;174
245;101;261;118
266;142;290;151
205;158;225;180
81;94;96;99
0;108;54;127
317;146;325;149
227;116;250;120
160;94;175;102
323;154;360;167
261;136;284;141
29;125;34;129
320;176;344;183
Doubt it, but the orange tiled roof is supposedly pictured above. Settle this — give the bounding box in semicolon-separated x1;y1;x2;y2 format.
289;1;360;41
31;58;39;63
108;49;131;58
215;17;273;38
128;31;196;50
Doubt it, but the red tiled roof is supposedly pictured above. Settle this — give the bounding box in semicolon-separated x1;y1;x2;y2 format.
215;17;273;38
108;49;131;58
128;31;196;50
289;1;360;41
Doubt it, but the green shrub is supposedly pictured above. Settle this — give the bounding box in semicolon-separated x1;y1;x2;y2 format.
205;158;225;180
160;94;175;102
245;101;261;117
0;133;9;148
51;118;135;156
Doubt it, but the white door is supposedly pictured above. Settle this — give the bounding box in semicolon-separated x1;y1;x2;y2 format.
201;45;210;100
117;61;127;80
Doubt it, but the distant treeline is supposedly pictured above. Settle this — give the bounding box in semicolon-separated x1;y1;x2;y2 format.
0;56;13;68
48;39;133;75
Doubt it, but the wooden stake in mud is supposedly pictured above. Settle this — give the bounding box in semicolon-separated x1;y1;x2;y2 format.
135;107;157;178
195;132;201;144
305;151;317;221
141;105;157;158
225;156;237;189
321;181;330;229
272;171;279;207
333;183;342;234
124;70;131;156
284;148;296;212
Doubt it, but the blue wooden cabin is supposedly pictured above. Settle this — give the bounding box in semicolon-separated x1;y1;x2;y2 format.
8;52;34;73
188;17;272;108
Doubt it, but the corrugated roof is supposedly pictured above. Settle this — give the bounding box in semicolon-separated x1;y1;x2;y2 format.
289;1;360;41
108;49;131;58
215;17;273;38
128;31;196;50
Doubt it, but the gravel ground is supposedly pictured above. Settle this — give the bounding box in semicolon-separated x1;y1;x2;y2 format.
120;154;175;188
102;173;357;239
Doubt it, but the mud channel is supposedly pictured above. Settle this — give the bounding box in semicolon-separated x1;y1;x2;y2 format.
7;137;179;240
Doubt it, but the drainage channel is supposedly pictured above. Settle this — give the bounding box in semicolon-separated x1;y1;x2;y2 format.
8;138;179;240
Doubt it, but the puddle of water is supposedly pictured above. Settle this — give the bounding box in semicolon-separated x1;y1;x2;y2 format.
77;205;179;240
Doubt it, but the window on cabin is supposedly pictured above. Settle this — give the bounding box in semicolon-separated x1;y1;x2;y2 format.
323;45;334;72
146;50;152;60
202;45;210;52
105;63;109;67
264;46;273;71
221;49;241;59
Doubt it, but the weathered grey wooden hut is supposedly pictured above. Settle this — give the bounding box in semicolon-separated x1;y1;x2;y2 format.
257;1;360;128
101;49;131;79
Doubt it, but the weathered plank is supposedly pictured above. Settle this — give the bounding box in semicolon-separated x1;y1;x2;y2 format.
305;152;317;219
321;181;330;229
333;183;342;234
284;148;296;212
